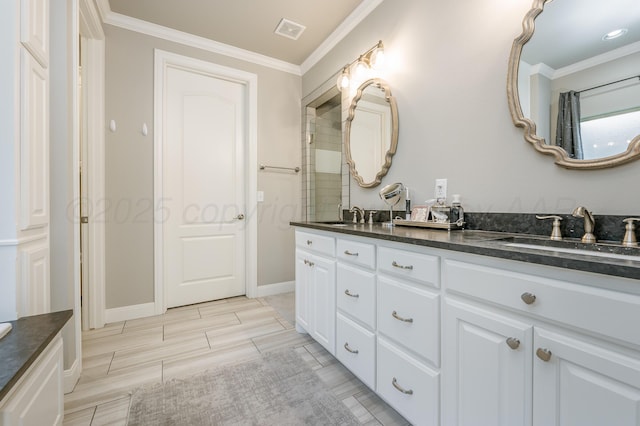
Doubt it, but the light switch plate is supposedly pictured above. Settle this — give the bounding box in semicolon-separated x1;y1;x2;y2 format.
257;191;264;202
435;178;447;200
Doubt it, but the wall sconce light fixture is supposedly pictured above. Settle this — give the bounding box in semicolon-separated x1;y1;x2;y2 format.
336;40;385;91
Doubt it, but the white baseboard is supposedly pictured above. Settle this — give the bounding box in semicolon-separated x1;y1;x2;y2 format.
105;302;157;324
254;281;294;298
64;358;80;394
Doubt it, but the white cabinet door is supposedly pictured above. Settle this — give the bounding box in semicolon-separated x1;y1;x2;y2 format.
442;298;533;426
534;328;640;426
310;255;336;354
295;247;336;355
295;249;311;333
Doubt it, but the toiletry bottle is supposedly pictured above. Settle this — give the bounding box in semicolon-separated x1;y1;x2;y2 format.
451;194;464;224
405;187;411;220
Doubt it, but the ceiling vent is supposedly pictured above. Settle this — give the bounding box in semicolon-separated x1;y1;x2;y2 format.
274;18;306;40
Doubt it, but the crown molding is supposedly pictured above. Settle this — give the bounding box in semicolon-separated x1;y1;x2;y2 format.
529;62;555;80
300;0;385;74
553;40;640;79
95;0;301;75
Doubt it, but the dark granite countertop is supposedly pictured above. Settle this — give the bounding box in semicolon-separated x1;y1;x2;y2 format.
291;222;640;281
0;310;73;401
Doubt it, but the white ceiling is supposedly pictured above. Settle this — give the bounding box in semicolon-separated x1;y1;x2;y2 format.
521;0;640;71
107;0;367;66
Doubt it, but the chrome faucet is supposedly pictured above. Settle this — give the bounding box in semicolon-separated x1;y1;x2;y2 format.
572;206;596;243
350;206;365;224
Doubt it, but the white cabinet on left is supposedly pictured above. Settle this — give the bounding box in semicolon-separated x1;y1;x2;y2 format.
295;230;336;355
0;335;64;425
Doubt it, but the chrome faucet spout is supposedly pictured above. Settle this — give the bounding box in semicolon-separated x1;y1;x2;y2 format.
350;206;365;224
572;206;596;243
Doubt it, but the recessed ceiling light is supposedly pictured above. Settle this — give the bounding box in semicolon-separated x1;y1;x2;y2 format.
274;18;306;40
602;28;628;40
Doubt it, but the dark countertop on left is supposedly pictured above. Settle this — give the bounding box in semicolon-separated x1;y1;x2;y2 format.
0;310;73;402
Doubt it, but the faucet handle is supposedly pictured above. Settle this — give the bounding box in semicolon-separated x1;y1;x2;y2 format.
622;218;640;247
368;211;377;225
536;215;563;241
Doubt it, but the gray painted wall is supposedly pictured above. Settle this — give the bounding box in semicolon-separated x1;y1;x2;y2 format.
104;26;301;309
303;0;640;217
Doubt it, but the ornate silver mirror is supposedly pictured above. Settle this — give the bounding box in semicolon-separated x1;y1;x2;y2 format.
507;0;640;169
345;78;398;186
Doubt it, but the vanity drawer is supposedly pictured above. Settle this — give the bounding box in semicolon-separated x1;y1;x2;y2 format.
295;230;335;257
378;246;440;288
444;259;640;346
336;313;376;390
377;337;439;426
337;263;376;329
337;238;376;269
378;276;440;366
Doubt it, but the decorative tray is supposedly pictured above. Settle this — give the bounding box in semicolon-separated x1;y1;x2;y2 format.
394;219;465;230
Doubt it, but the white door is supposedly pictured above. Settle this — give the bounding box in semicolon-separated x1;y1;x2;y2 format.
162;63;246;308
534;328;640;426
442;298;533;426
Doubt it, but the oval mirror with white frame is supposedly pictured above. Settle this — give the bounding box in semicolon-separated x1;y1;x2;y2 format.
507;0;640;169
345;78;398;187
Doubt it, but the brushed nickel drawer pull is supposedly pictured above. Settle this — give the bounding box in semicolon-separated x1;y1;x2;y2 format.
392;260;413;270
521;292;536;305
306;240;313;245
344;250;359;256
392;377;413;395
536;348;552;362
506;337;521;350
344;289;360;298
344;342;359;354
392;310;414;323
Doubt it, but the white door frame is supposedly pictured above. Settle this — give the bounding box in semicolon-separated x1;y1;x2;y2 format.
79;0;106;330
153;49;258;314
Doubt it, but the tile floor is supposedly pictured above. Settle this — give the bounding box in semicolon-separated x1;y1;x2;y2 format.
63;293;409;425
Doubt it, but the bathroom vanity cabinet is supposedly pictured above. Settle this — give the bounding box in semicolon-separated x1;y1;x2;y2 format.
0;310;72;426
293;225;640;426
442;256;640;426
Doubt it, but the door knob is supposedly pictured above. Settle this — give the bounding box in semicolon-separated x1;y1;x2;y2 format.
235;213;245;220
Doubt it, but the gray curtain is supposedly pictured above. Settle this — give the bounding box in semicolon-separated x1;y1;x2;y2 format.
555;90;583;159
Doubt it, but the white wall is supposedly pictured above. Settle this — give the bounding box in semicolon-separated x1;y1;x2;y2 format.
303;0;640;216
104;26;301;309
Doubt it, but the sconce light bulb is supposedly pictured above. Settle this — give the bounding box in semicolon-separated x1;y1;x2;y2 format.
336;66;350;91
354;56;369;80
370;48;385;69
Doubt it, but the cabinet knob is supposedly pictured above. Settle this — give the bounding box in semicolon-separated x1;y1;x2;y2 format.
344;250;359;256
506;337;521;350
306;240;312;245
344;342;359;354
536;347;552;362
520;292;536;305
392;377;414;395
392;310;414;323
344;289;360;298
303;259;314;267
392;260;413;270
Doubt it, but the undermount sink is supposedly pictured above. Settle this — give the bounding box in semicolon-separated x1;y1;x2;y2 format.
498;236;640;261
315;221;348;227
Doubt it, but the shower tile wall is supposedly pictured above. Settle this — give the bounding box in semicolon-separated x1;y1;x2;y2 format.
314;103;343;221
